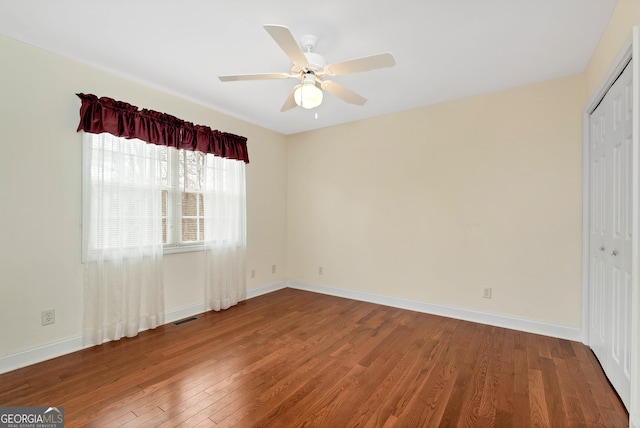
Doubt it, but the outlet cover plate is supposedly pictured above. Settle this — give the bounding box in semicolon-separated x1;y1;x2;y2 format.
42;309;55;325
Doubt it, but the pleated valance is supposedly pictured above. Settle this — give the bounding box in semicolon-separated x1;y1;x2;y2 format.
76;93;249;163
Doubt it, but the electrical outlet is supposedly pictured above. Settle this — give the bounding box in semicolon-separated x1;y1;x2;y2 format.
482;287;492;299
250;269;256;279
319;266;324;275
272;264;276;274
42;309;55;326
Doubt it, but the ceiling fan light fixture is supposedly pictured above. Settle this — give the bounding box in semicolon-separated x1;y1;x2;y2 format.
219;25;395;112
294;75;323;109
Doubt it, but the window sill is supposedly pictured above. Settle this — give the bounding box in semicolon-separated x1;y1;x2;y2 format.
163;244;204;255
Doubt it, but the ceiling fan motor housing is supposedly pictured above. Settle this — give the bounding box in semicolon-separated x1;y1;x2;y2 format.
297;34;326;73
303;52;327;72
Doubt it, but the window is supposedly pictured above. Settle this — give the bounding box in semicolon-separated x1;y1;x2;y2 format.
83;132;245;259
82;133;164;260
162;148;207;251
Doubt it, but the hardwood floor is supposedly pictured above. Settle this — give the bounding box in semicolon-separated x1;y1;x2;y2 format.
0;288;629;427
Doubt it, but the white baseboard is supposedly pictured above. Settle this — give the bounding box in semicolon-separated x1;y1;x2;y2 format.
246;281;288;299
165;302;207;324
631;413;640;428
0;335;83;375
287;281;583;342
165;281;288;323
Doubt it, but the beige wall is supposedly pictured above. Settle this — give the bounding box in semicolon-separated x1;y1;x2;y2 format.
287;74;585;327
0;35;287;356
585;0;640;424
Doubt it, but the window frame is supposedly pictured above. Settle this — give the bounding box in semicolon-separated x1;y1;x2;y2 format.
162;147;206;254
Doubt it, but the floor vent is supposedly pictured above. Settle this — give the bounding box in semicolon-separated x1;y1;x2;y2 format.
172;316;198;326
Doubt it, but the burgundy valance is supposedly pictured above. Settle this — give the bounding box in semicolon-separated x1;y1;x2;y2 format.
76;93;249;163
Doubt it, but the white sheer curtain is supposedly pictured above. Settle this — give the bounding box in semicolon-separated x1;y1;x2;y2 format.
203;154;247;311
82;132;165;346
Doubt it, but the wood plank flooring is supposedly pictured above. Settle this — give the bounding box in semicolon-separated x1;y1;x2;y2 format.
0;288;629;427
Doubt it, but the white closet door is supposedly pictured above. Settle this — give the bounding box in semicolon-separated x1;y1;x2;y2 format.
589;61;633;410
589;93;609;362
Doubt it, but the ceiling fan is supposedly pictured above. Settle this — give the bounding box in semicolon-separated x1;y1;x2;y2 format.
218;25;396;111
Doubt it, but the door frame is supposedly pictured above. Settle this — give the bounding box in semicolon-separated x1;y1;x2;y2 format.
582;26;639;423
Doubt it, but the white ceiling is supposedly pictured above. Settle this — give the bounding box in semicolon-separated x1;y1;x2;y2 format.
0;0;617;135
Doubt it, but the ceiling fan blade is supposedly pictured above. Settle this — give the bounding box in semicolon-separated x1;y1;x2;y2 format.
322;52;395;77
281;84;301;112
219;73;292;82
264;25;309;68
321;80;367;105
